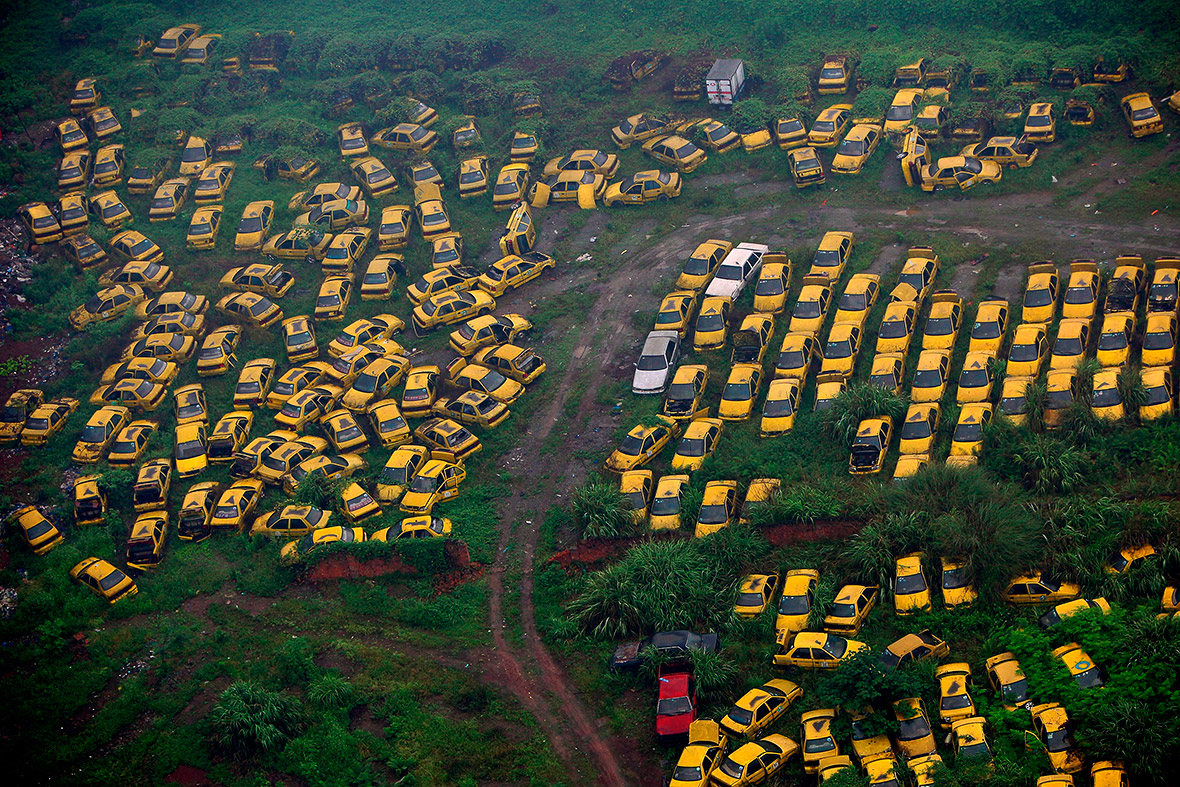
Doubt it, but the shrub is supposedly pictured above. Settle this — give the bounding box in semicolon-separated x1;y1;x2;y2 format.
208;681;303;757
746;485;843;526
571;481;635;539
1011;434;1087;495
851;87;893;119
846;512;927;598
823;384;908;447
857;49;900;87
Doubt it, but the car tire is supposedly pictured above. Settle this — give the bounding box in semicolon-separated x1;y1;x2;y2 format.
658;194;669;202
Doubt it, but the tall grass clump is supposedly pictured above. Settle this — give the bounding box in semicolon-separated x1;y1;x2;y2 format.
823;384;908;447
209;682;304;757
571;480;635;539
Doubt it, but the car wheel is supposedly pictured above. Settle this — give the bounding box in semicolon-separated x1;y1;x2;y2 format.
658;194;669;202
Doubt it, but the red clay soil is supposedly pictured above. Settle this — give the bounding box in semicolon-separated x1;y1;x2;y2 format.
305;539;475;583
165;765;212;786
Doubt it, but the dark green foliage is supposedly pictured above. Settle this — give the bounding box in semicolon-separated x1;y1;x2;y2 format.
568;526;767;638
729;97;771;133
815;646;932;714
857;49;900;87
1011;433;1086;495
571;480;635;539
823;383;908;447
746;484;843;526
208;681;304;757
852;87;893;119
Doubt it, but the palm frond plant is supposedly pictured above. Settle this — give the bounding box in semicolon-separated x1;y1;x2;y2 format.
823;383;908;447
209;681;304;757
846;512;928;602
571;481;635;539
1011;434;1087;495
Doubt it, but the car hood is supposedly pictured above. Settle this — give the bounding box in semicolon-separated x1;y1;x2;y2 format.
657;711;695;737
632;367;671;393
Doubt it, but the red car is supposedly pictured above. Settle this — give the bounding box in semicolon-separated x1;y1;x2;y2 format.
657;666;697;738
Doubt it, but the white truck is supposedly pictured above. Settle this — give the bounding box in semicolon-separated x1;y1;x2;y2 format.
705;59;746;106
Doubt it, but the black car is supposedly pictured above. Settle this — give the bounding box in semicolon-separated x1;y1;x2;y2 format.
610;630;720;672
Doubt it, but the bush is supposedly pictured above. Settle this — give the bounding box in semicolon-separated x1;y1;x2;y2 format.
823;384;908;447
571;481;635;539
1011;434;1087;495
729;97;771;133
851;87;892;119
746;485;843;526
857;49;900;87
208;681;303;757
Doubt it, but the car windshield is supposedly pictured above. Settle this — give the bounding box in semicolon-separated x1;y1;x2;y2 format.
1074;667;1104;688
1098;329;1129;350
898;715;931;740
696;313;725;332
1055;337;1083;355
901;419;931;440
954;421;983;441
698;503;729;525
756;278;784;296
961;368;989;388
794;300;821;319
829;602;856;618
176;439;205;459
896;573;927;593
198;345;225;360
879;319;908;338
723;382;751;400
838;139;865;156
719;759;743;779
1092;387;1121;407
80;424;109;442
683;255;713;276
715;265;743;281
1001;678;1029;703
764;396;794;417
840;291;868;310
409;474;440;493
678;438;706;457
821;67;844;79
1132;107;1157;121
1144;330;1174;350
825;340;852;359
942;566;970;589
941;692;972;710
926;317;954;336
887;105;914;121
1145;384;1171;406
913;369;943;388
972;320;1001;339
651;493;680;516
1045;389;1073;409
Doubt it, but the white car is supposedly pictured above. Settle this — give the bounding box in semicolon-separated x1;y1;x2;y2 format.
703;242;768;300
632;330;681;395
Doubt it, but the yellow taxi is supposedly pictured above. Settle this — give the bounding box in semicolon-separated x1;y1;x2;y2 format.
820;324;862;379
491;164;530;209
252;505;333;538
10;506;65;555
216;292;284;328
349;156;398;199
772;569;819;638
936;663;976;729
1062;260;1099;321
69;284;144;330
760;378;800;437
62;234;106;271
813;372;846;412
373;122;438;153
692;297;732;351
824;584;879;634
1097;315;1135;370
610;113;689;148
91;144;127;187
898;403;939;455
919;292;961;351
694;480;739;538
920;156;1002;192
875;301;916;355
1024;103;1058;142
961;136;1038;167
1005;572;1081;605
90;377;167;411
173;384;208;426
16;202;62;245
174;422;208;478
809;104;853;147
153;23;201;57
833;275;879;329
132;458;172;511
296;198;369;231
71;405;131;463
88;190;132;229
280;316;318;363
801;709;840;774
771;332;817;380
1049;319;1091;371
71;558;138;604
735;573;780;618
186;205;222;249
413;417;482;463
56;193;89;237
207;412;253;464
210;479;266;531
1090;368;1126;421
313;276;352;321
318;408;368;453
751;262;791;313
70;77;101;114
605;418;680;473
773;632;868;669
400;459;466;514
193;161;234;203
949;403;992;462
413;290;496;332
618;470;653;525
711;735;799;787
221;263;293;300
831;124;882;174
86;106;123;140
1052;642;1104;689
786;145;825;188
376;445;429;502
884;88;924;134
457;155;490;198
654;291;699;338
894;552;933;614
1141;312;1177;366
336;122;369;158
670;417;723;471
868;352;905;395
401;367;442;417
789;275;833;334
359;255;401;300
641;135;707;173
893;698;937;759
676;239;734;292
509;131;539;162
477;252;555;296
233;358;276;408
234;200;275;251
808;231;855;280
910;349;950;403
473;344;546;385
1141;367;1174;421
1121;93;1164;137
957;352;996;403
649;474;690;531
322;227;372;274
178;135;212;175
56;117;89;152
1005;323;1048;377
718;364;762;421
1030;703;1084;774
818;55;852;93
